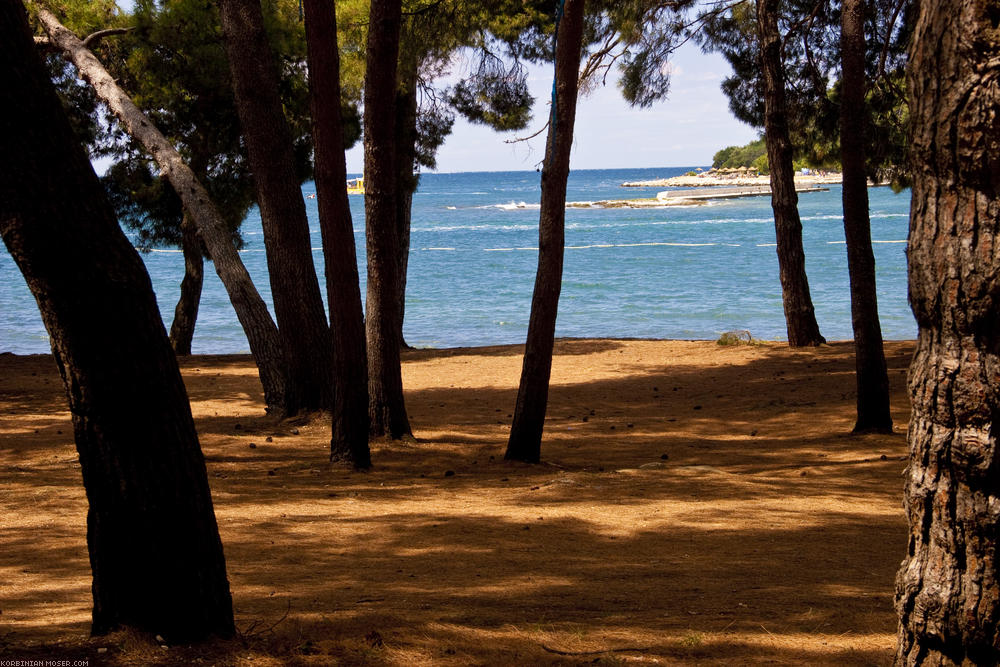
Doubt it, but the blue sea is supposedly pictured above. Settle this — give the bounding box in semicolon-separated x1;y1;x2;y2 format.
0;167;913;355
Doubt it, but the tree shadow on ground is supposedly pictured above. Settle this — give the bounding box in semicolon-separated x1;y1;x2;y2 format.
0;339;913;665
402;338;627;362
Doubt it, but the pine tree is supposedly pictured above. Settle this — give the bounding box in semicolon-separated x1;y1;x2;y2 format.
1;1;233;640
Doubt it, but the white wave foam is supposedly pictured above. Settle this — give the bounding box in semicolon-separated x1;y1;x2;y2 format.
476;201;540;211
412;223;537;232
827;240;907;245
489;242;721;251
800;214;845;221
563;217;770;231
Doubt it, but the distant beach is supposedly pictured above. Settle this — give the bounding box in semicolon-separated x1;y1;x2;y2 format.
622;168;844;188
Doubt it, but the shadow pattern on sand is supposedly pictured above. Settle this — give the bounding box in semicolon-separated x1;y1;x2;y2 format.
0;340;914;665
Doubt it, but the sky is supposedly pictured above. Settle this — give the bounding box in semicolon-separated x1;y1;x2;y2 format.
345;42;758;174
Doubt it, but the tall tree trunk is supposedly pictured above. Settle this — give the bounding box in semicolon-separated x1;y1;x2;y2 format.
364;0;412;439
505;0;585;464
895;1;1000;664
302;0;371;468
394;58;420;350
1;3;233;640
217;0;333;415
756;0;825;347
839;0;892;433
37;8;289;415
169;212;203;356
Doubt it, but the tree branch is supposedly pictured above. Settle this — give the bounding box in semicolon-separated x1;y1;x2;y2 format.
401;0;447;17
876;0;906;82
504;118;550;144
579;33;621;89
82;27;133;48
782;0;825;52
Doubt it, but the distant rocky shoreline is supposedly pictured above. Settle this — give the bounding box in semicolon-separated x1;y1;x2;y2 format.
622;169;843;188
568;183;830;209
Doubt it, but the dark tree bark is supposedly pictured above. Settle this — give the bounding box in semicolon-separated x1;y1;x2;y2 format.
895;2;1000;664
756;0;825;347
839;0;892;433
364;0;412;439
168;212;204;356
0;2;233;641
393;58;420;351
217;0;333;414
505;0;585;463
302;0;371;468
37;8;289;415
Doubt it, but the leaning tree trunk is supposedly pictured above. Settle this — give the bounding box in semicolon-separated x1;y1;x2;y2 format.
756;0;825;347
1;3;233;640
169;212;204;355
364;0;412;439
218;0;333;414
505;0;585;464
37;8;289;414
894;1;1000;664
302;0;371;468
839;0;892;433
393;57;420;350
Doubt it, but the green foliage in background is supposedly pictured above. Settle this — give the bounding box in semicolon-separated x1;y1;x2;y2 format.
712;137;766;170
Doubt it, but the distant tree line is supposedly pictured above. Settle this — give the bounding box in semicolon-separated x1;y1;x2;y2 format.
711;137;768;171
711;136;845;174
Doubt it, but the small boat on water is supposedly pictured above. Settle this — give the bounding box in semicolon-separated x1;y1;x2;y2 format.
347;177;364;194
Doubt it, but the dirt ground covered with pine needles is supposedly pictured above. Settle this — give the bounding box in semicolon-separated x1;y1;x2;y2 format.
1;338;915;665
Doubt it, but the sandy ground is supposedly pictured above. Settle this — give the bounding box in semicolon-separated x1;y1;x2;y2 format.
0;338;915;666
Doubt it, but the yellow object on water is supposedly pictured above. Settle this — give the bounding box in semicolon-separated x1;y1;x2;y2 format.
346;177;364;194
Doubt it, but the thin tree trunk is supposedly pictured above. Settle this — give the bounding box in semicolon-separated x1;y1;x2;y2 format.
505;0;585;464
37;8;289;414
394;58;420;350
839;0;892;433
895;2;1000;664
756;0;825;347
364;0;412;439
1;3;233;640
169;212;203;356
302;0;371;467
217;0;333;414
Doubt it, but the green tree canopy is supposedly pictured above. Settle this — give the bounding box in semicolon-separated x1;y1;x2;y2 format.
35;0;362;251
712;137;766;169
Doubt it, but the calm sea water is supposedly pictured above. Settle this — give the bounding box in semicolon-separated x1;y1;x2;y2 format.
0;167;913;355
